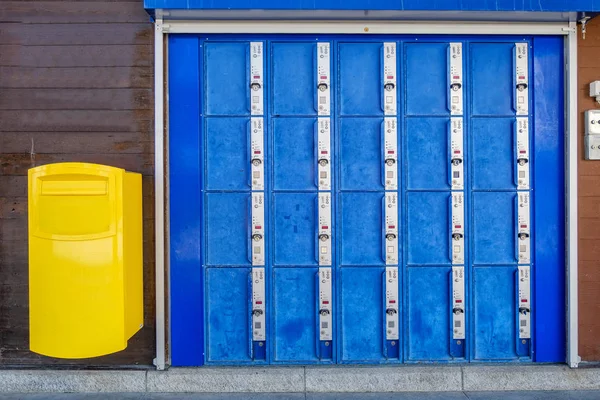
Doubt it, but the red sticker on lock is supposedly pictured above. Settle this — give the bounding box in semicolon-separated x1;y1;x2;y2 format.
255;226;262;229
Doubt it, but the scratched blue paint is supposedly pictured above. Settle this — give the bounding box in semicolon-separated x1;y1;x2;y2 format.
146;0;596;12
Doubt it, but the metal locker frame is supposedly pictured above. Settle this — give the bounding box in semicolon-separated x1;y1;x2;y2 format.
160;20;578;369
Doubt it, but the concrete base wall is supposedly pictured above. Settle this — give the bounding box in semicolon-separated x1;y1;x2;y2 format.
2;366;600;393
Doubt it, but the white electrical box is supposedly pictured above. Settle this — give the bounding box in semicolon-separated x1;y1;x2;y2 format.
585;110;600;160
590;81;600;98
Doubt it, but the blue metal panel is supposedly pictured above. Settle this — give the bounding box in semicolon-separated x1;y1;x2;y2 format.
406;118;451;190
271;43;317;116
272;267;326;363
272;118;317;191
472;266;520;360
273;193;318;265
146;0;596;12
205;117;251;190
471;118;516;190
339;267;392;363
168;35;204;367
532;36;565;363
472;192;516;265
405;43;449;116
407;192;451;265
340;192;384;266
205;42;249;116
338;43;382;116
407;267;457;361
339;118;385;191
471;43;515;116
206;193;251;265
205;267;255;363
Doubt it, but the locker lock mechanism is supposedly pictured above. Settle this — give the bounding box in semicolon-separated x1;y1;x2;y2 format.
452;307;464;315
386;233;397;241
252;233;263;242
319;234;330;242
252;308;263;317
251;158;262;166
318;158;329;167
451;82;462;92
250;82;262;91
451;157;463;166
519;307;530;315
319;309;330;316
318;83;328;92
517;157;528;166
518;232;530;240
385;158;396;166
386;308;397;316
516;83;528;92
384;83;396;92
452;233;463;241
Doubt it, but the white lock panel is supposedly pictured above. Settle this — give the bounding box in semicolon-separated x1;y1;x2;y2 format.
451;192;465;264
252;267;266;341
518;265;531;339
251;193;265;266
518;192;531;264
449;43;463;116
317;118;331;191
450;117;464;190
250;42;264;116
515;43;529;116
250;117;265;191
383;42;397;116
384;117;398;191
385;192;399;265
451;266;466;340
385;266;400;341
585;110;600;135
516;118;530;190
319;267;333;341
317;42;331;116
318;193;332;266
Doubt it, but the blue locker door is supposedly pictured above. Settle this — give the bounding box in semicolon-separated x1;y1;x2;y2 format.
405;43;450;116
407;192;451;265
339;192;385;266
472;192;517;265
273;193;318;266
472;118;516;190
407;267;454;361
340;267;391;363
271;42;316;116
338;43;383;116
406;118;451;191
272;118;317;191
471;43;515;116
205;267;253;363
205;42;249;116
206;193;251;266
272;267;322;363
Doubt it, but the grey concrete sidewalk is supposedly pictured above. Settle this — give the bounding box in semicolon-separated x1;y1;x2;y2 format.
1;392;600;399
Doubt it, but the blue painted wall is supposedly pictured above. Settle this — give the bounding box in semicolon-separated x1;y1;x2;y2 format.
146;0;596;12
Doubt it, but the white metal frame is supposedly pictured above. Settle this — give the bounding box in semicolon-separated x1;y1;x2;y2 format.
153;18;579;370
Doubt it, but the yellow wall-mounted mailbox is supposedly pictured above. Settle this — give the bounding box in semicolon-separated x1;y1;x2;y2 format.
28;163;143;358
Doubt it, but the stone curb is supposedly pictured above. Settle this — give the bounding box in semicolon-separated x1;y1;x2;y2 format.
1;365;600;393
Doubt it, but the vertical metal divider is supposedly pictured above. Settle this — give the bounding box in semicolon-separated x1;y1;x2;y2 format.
399;39;408;363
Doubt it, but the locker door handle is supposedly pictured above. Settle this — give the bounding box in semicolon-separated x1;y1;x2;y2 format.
247;271;254;360
381;271;388;359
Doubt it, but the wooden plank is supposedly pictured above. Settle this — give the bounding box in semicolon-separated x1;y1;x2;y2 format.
0;45;153;67
0;23;152;46
0;67;153;89
0;110;152;133
2;2;149;24
0;176;27;197
580;176;600;197
1;132;152;154
0;89;152;110
579;218;600;239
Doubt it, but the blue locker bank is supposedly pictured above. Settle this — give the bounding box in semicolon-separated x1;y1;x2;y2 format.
151;0;586;368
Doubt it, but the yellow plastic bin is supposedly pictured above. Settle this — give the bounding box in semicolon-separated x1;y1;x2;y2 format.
28;163;143;358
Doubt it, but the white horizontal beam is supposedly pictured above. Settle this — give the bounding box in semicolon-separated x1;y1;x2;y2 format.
162;20;571;35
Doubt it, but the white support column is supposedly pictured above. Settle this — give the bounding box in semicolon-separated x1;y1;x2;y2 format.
154;18;167;371
566;21;579;369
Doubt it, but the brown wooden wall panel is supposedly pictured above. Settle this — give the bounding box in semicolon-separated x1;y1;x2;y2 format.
0;0;155;366
0;67;153;89
579;17;600;361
